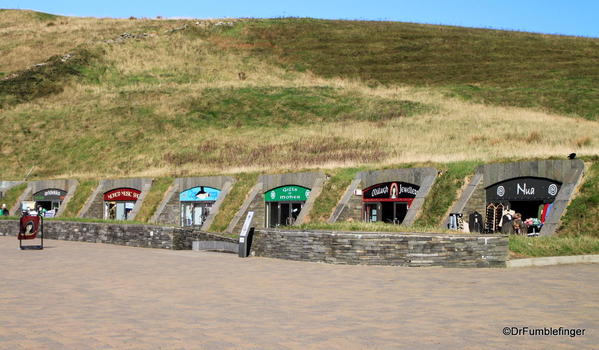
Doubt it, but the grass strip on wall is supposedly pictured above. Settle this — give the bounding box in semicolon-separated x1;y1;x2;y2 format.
59;179;98;218
135;177;174;222
209;172;259;232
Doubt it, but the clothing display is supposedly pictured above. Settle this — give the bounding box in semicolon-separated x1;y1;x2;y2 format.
485;203;504;233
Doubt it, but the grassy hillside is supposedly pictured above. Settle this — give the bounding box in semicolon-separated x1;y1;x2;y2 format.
0;10;597;182
216;18;599;120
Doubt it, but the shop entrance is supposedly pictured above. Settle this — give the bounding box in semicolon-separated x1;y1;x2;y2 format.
181;202;213;226
509;200;544;220
32;188;67;217
362;181;419;225
485;177;561;233
179;186;220;227
264;185;311;228
267;202;303;227
103;188;141;221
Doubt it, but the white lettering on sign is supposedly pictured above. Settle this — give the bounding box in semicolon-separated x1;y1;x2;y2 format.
371;186;389;196
399;184;418;196
106;190;140;200
44;190;63;197
516;183;535;196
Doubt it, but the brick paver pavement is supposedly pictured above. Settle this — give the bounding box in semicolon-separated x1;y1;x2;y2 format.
0;236;597;349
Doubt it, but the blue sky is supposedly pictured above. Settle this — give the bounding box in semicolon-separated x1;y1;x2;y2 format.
2;0;598;37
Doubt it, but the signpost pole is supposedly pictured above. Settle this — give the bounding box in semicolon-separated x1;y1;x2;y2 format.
238;211;254;258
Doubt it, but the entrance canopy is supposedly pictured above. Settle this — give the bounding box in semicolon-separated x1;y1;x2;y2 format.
363;182;420;204
180;186;220;202
265;185;311;202
485;177;562;202
104;188;141;202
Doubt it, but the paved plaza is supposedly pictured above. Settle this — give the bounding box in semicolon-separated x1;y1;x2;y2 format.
0;236;597;349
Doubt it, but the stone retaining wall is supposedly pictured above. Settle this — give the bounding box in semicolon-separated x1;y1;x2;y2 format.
250;229;508;267
0;220;173;249
0;220;239;252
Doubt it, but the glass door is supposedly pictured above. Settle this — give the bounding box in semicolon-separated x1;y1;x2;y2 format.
193;205;203;226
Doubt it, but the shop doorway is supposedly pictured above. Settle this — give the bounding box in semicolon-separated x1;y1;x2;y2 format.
179;186;221;227
103;188;141;221
362;181;419;225
264;185;311;228
32;188;66;217
485;177;561;233
267;202;303;227
105;201;135;221
181;202;213;227
509;201;544;220
381;202;408;224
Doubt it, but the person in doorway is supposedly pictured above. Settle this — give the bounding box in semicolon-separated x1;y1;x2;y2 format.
108;202;117;220
501;209;514;234
512;213;524;235
1;204;8;216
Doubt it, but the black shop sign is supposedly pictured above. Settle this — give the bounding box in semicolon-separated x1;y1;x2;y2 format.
363;182;420;201
486;177;561;202
33;188;67;201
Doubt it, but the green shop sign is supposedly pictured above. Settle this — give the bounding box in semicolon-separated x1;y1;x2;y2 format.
264;185;311;202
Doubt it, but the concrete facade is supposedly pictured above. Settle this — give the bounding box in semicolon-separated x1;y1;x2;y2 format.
249;229;508;267
226;172;327;234
79;178;152;220
445;159;585;235
151;176;235;230
9;179;79;217
329;167;438;226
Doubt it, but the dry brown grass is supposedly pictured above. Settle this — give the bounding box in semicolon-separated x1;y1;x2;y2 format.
0;11;597;179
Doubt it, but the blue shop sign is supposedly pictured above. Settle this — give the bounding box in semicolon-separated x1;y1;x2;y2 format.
180;186;220;202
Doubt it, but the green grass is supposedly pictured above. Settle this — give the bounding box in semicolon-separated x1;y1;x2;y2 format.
558;158;599;237
415;161;482;226
209;172;259;232
217;18;599;120
308;166;366;222
298;221;453;234
1;183;27;212
509;235;599;257
183;87;432;128
59;180;98;217
0;215;153;225
136;177;174;222
0;47;99;108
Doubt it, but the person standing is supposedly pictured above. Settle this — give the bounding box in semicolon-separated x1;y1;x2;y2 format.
1;203;8;216
512;213;524;235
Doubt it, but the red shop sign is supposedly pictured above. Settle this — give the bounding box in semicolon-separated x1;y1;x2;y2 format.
103;188;141;202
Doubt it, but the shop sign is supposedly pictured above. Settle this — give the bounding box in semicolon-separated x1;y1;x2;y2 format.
265;185;311;202
33;188;67;201
103;188;141;202
180;186;221;202
363;182;420;202
486;177;561;201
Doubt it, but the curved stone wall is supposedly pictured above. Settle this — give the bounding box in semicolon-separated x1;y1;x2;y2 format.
250;229;508;267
